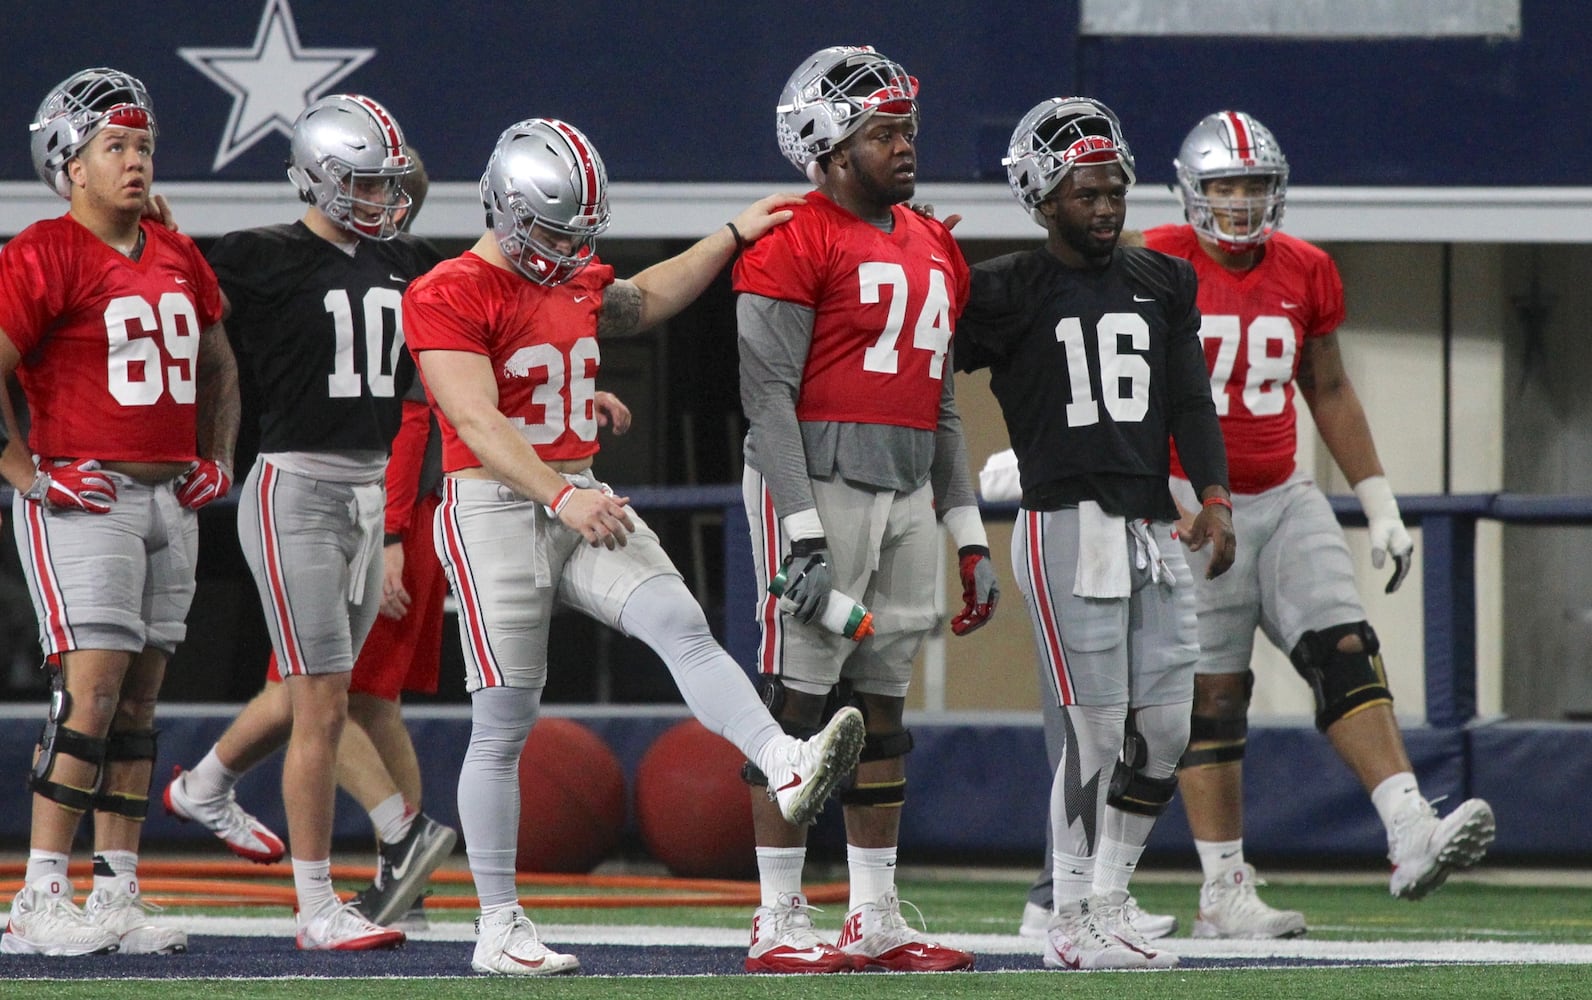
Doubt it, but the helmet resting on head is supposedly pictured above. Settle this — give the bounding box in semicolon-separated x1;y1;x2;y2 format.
1174;110;1289;253
776;45;919;185
31;67;157;200
480;118;610;286
1003;97;1135;227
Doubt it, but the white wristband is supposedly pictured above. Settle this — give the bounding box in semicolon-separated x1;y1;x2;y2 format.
940;504;988;550
780;508;825;543
1352;475;1401;521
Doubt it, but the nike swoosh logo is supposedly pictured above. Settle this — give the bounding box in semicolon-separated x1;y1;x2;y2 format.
930;254;946;263
175;277;188;284
777;947;832;961
776;773;803;792
1219;849;1240;859
1281;301;1300;309
508;953;546;968
1133;294;1153;302
390;273;407;282
574;295;589;303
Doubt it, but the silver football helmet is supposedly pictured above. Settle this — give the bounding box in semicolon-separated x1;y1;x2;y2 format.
1003;97;1135;226
287;94;413;241
776;45;919;184
30;67;157;199
480;118;610;286
1174;110;1289;253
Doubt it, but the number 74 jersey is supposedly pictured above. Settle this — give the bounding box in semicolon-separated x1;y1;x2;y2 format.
732;191;969;431
1144;224;1346;493
0;216;223;462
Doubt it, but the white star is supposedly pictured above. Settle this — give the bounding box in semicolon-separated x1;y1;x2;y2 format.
178;0;375;171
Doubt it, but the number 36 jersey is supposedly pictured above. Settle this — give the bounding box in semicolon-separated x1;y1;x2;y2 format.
402;251;616;472
1144;224;1345;493
208;222;442;453
0;216;223;462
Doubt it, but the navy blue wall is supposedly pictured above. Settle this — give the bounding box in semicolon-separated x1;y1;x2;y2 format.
0;1;1582;188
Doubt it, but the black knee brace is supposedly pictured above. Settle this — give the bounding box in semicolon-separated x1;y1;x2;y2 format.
836;727;913;808
1107;765;1178;817
1179;714;1249;768
1290;621;1394;732
93;728;158;820
30;675;106;814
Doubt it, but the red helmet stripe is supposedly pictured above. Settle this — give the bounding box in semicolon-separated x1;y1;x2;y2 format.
350;95;405;158
549;120;602;216
1222;111;1256;166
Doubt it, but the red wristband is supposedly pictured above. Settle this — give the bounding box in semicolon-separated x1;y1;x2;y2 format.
1202;495;1233;512
551;484;576;514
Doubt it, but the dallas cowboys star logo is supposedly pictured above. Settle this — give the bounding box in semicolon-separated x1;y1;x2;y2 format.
178;0;375;171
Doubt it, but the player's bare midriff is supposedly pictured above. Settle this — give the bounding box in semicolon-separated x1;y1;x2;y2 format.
100;460;191;484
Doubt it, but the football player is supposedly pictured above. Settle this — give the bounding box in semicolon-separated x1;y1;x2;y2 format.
957;97;1234;970
402;117;866;976
0;67;240;957
1123;111;1491;937
733;45;995;975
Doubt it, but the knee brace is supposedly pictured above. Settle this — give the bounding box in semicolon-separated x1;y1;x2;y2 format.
1104;714;1178;816
1290;621;1394;732
1179;714;1248;768
93;728;158;820
836;727;913;808
30;676;106;814
742;680;822;787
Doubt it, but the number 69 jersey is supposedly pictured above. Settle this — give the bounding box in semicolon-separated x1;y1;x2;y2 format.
0;216;222;462
955;245;1224;521
732;191;968;431
207;222;442;453
1144;224;1345;494
402;252;617;472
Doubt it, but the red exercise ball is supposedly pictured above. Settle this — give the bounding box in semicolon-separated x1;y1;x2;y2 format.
634;719;757;878
515;717;627;873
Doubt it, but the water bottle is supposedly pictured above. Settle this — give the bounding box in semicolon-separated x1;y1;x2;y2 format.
767;570;875;641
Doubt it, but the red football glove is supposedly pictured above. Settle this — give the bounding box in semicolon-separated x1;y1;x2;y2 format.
174;459;233;510
951;545;999;636
23;459;117;514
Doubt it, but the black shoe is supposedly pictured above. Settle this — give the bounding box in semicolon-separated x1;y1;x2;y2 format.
353;813;457;926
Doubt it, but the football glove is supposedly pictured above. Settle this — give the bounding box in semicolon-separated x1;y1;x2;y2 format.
951;545;999;635
1354;475;1414;594
23;458;116;514
778;537;832;625
175;459;233;510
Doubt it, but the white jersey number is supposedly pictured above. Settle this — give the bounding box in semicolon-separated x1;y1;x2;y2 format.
1198;314;1296;417
1054;312;1151;426
326;287;407;398
104;293;203;406
858;262;953;379
502;336;601;444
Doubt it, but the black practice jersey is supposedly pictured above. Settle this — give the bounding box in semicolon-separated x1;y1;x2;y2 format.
955;245;1228;519
208;222;443;453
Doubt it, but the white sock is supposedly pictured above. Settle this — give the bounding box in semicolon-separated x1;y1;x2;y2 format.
847;844;898;909
1195;838;1246;882
92;849;138;893
1053;850;1093;908
26;850;70;885
1371;772;1424;830
184;747;241;802
370;794;414;846
1093;834;1144;897
292;857;339;918
755;846;806;908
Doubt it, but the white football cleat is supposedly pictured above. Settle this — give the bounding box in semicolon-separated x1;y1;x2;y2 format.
1192;864;1307;939
837;888;974;972
769;706;865;826
1388;797;1496;900
472;907;579;976
84;878;187;954
745;892;853;974
1024;893;1176;940
295;901;405;951
1093;890;1178;968
163;766;285;864
2;875;120;957
1042;898;1148;971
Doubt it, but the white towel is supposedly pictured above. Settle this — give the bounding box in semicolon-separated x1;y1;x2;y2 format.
978;448;1022;502
1128;519;1172;587
1073;501;1130;598
346;482;386;604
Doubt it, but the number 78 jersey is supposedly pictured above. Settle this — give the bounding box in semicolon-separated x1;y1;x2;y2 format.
733;192;969;431
1145;225;1346;493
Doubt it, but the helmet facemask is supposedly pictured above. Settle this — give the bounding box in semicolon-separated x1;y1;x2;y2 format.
30;68;158;199
1003;98;1135;227
288;95;414;241
1174;111;1289;253
481;118;611;286
776;46;919;184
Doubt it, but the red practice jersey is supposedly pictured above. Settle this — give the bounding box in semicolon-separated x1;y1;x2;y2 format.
1145;224;1345;492
733;191;969;431
402;252;616;472
0;216;223;462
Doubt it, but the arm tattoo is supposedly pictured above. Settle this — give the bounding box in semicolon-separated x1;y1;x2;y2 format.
195;322;242;467
597;280;644;337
